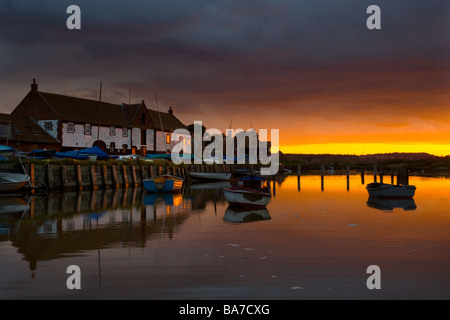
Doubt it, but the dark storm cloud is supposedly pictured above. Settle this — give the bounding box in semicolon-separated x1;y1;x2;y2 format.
0;0;449;131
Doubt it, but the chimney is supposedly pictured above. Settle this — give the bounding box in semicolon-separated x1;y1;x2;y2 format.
168;106;173;115
31;78;38;91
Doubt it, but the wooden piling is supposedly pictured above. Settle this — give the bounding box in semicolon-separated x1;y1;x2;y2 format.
321;164;324;191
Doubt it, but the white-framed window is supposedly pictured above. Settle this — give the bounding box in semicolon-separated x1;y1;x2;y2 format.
122;127;128;137
84;123;91;135
67;122;75;133
110;126;116;136
44;121;53;131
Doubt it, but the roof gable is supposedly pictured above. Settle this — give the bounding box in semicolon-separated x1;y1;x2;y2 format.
0;113;60;144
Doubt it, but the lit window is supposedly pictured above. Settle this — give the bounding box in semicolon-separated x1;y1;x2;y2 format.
84;123;91;135
166;134;171;145
68;122;75;133
183;137;186;145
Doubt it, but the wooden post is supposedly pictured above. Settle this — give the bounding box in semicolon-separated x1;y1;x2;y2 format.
47;164;53;190
90;166;97;189
321;164;324;191
373;165;377;183
76;165;83;190
379;167;383;184
122;165;129;188
297;164;301;191
346;165;350;191
391;169;395;184
61;166;69;191
102;166;108;188
131;165;137;187
112;165;119;188
361;169;365;185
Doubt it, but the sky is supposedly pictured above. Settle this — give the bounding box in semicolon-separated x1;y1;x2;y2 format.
0;0;449;155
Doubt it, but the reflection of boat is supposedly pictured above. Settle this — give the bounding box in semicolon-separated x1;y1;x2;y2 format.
327;167;335;174
223;187;271;208
223;205;271;223
143;175;183;193
0;172;31;192
367;196;417;211
0;197;30;215
144;193;183;206
190;172;232;181
366;182;416;198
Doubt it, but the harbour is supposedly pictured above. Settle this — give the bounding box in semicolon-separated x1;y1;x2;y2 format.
1;173;449;299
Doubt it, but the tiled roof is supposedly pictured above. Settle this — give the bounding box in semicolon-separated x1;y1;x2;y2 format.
0;113;60;144
38;92;129;127
147;109;186;132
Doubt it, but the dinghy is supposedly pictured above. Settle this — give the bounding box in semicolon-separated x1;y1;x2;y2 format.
143;175;183;193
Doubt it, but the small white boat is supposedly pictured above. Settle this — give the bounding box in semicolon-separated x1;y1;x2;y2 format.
223;187;271;208
223;205;271;223
366;182;416;198
0;172;31;192
143;175;183;193
190;172;232;181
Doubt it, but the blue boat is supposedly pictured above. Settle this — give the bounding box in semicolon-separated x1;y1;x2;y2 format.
143;174;183;193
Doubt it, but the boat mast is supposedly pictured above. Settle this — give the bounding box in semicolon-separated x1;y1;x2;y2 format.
154;93;168;153
96;81;102;146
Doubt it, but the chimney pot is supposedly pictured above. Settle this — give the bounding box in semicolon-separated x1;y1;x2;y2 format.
169;107;173;115
31;78;38;91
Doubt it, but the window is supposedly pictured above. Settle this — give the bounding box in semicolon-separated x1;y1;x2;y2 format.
84;123;91;135
14;126;22;135
0;125;9;138
67;122;75;133
110;126;116;136
183;137;186;146
141;129;146;145
44;121;53;131
26;126;40;135
166;134;171;145
122;127;128;137
122;144;127;154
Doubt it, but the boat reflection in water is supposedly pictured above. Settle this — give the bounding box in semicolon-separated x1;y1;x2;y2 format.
0;197;30;215
223;205;271;223
366;196;417;211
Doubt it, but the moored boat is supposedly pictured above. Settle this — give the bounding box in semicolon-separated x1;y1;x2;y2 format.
366;182;416;198
190;172;232;181
223;187;271;208
143;174;183;193
0;172;31;192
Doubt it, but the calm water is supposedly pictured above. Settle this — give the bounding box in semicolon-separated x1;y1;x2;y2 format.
1;174;449;300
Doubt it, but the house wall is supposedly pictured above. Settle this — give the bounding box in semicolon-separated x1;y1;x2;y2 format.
61;122;131;150
155;130;191;153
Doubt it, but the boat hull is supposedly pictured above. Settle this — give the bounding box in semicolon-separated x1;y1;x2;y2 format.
366;183;416;198
223;187;271;208
143;175;183;193
0;173;30;192
190;172;232;181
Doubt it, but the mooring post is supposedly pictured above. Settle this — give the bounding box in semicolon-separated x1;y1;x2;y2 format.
346;164;350;191
321;164;324;191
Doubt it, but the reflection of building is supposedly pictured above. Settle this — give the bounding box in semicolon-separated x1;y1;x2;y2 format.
11;79;190;155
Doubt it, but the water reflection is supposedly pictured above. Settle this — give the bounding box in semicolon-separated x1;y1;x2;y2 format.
223;205;271;223
366;196;417;211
